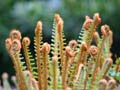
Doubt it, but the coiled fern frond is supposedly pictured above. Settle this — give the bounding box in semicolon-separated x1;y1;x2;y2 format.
5;13;119;90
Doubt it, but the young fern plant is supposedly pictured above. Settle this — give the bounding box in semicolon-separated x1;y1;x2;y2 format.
5;13;119;90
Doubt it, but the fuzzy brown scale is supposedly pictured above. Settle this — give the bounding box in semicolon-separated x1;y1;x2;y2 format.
5;38;12;51
10;30;22;40
22;37;30;46
11;39;21;52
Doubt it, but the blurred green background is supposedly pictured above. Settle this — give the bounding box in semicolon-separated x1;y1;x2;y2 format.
0;0;120;77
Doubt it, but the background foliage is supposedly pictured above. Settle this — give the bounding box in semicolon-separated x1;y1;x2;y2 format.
0;0;120;77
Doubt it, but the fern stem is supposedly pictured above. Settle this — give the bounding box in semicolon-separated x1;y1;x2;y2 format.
22;37;33;74
94;32;100;46
62;46;73;90
9;53;22;90
41;43;50;90
34;21;43;90
52;55;58;90
100;58;113;78
51;14;60;90
57;17;67;90
90;34;106;89
75;42;87;81
82;13;101;65
83;57;95;90
14;52;27;90
6;38;27;90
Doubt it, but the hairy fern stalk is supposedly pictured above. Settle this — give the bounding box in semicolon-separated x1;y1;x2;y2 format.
5;13;120;90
